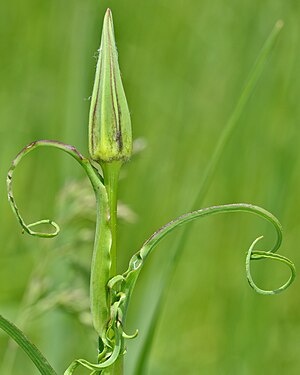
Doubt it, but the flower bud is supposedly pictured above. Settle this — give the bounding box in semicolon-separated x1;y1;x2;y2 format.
89;9;132;163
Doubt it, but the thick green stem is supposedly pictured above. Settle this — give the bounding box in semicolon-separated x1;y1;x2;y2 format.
103;356;123;375
102;161;122;277
90;160;121;342
90;180;111;337
100;161;123;375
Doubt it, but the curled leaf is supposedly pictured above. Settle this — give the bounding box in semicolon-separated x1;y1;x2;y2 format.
109;203;294;341
246;236;296;295
64;322;122;374
7;140;102;238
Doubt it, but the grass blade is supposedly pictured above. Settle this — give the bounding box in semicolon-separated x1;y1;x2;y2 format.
0;314;57;374
134;20;284;374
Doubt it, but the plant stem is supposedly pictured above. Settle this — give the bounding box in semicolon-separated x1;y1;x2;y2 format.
101;160;123;375
102;161;122;277
90;178;111;337
103;356;123;375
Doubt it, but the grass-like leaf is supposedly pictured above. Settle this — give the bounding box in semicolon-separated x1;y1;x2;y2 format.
0;314;57;374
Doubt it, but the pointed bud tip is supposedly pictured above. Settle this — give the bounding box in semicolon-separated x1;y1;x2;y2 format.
88;7;132;164
104;8;113;27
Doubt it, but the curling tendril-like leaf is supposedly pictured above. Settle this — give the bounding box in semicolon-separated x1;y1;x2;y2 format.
89;203;294;372
246;236;296;295
7;140;103;238
64;322;122;375
112;203;294;334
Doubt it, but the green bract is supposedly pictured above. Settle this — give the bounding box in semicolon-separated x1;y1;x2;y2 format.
89;9;132;164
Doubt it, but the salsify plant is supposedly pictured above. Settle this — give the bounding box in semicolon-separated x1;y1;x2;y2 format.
0;8;296;375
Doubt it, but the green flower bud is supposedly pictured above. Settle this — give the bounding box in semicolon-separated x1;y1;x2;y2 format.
88;8;132;163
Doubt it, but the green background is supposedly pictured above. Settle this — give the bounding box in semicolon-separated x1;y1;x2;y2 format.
1;0;300;374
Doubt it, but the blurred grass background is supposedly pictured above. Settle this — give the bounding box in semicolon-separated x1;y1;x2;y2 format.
1;0;300;374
